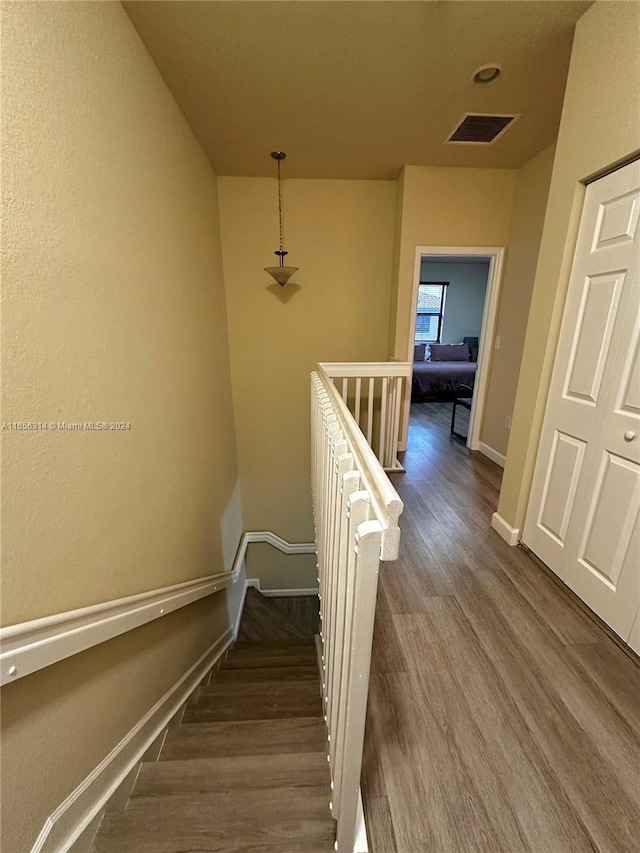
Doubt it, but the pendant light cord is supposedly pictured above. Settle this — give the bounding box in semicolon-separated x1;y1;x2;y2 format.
277;157;285;253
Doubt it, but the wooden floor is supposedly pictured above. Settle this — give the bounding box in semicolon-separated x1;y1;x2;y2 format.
361;401;640;853
237;587;320;641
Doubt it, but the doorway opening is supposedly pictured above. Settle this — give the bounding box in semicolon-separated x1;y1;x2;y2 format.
403;245;505;454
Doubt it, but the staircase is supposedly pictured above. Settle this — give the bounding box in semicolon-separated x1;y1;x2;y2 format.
92;590;335;853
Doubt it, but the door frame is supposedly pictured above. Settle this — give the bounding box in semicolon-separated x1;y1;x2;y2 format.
403;245;506;451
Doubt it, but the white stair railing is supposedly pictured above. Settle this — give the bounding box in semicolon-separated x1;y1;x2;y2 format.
318;362;412;472
311;366;404;853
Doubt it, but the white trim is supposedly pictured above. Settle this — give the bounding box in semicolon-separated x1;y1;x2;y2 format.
478;441;506;468
246;578;319;598
244;530;316;555
491;512;520;546
31;629;233;853
0;572;234;687
354;789;370;853
404;246;506;453
1;532;316;686
232;573;249;640
320;362;413;380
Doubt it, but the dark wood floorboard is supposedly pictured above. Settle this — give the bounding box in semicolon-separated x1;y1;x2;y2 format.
362;401;640;853
237;589;317;641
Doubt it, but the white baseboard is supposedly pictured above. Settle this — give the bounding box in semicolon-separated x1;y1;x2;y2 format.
233;574;249;640
354;789;370;853
32;628;233;853
478;442;506;468
491;512;520;546
246;578;319;598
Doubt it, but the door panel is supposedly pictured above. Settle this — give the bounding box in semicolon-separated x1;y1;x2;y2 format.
592;188;640;250
538;432;586;545
564;272;623;404
617;330;640;416
524;160;640;643
579;452;640;588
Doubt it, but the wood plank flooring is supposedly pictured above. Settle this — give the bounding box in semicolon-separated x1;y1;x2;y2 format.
237;588;320;641
362;401;640;853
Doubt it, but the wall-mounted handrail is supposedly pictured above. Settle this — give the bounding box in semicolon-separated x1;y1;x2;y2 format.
0;531;315;687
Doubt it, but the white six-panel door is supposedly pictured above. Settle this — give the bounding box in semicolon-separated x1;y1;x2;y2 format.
523;159;640;643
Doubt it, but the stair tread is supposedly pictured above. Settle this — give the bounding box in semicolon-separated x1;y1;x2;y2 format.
135;753;330;798
237;590;313;641
213;665;319;683
160;717;328;760
183;679;322;723
198;679;321;698
230;640;316;653
222;654;318;670
222;643;317;670
127;786;331;814
93;795;335;853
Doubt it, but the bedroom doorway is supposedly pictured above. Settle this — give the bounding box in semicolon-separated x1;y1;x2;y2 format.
404;245;505;453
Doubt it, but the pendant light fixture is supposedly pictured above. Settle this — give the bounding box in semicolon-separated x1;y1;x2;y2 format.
263;151;299;287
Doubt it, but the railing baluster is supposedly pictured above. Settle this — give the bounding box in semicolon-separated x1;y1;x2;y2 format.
378;376;388;464
367;378;374;446
335;521;383;850
311;366;403;853
318;363;411;473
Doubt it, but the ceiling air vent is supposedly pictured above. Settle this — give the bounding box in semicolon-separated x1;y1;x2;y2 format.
446;113;520;145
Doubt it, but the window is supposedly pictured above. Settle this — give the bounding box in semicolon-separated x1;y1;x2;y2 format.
415;282;447;342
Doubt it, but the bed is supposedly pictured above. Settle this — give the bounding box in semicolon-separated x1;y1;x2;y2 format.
411;342;477;402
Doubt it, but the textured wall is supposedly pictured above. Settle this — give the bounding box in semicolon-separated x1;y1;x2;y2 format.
481;145;555;456
497;0;640;529
1;3;239;850
218;177;396;544
2;1;238;623
390;166;517;361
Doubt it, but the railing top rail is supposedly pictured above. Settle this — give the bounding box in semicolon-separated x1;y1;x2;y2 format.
319;361;412;378
313;365;404;560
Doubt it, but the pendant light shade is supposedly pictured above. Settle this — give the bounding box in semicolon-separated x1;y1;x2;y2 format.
264;151;298;286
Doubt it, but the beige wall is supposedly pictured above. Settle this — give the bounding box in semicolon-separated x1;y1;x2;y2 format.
246;545;317;592
390;165;518;360
1;3;239;850
218;177;396;544
481;144;555;456
498;0;640;529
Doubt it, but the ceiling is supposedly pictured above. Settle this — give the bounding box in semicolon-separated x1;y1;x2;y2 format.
123;0;592;180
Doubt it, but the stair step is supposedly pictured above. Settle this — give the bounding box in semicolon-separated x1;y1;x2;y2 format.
93;793;335;853
134;753;331;799
213;665;319;684
160;717;328;760
237;589;313;642
223;642;317;670
262;595;320;638
183;680;322;723
231;640;317;653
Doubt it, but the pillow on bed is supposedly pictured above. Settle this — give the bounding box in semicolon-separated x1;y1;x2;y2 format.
413;343;427;362
429;343;470;362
